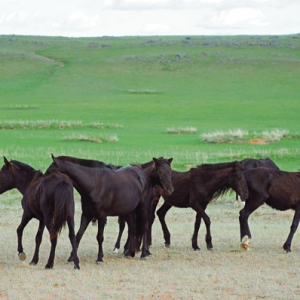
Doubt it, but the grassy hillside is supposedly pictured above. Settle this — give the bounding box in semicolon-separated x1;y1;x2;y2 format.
0;34;300;171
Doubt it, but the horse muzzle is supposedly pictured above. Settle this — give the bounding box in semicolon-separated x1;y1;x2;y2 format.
165;187;174;195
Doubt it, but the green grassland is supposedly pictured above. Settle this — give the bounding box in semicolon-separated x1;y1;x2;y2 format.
1;34;300;171
1;35;300;299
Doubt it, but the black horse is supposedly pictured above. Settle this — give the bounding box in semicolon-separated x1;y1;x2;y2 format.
113;160;173;254
239;167;300;252
148;161;249;250
0;157;79;269
235;158;280;202
51;154;173;263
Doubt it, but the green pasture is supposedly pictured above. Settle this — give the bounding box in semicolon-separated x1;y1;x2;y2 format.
0;34;300;172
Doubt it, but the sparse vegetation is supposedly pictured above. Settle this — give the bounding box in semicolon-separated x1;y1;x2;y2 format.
201;129;248;143
0;120;123;130
63;133;118;143
166;126;197;134
7;105;39;110
201;128;292;144
127;88;160;94
0;120;82;129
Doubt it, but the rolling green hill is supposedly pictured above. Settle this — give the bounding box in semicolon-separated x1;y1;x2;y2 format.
0;34;300;171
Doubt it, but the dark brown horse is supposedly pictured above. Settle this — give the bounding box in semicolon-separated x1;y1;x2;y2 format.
0;157;79;269
239;167;300;252
149;161;249;250
51;155;173;263
235;158;280;202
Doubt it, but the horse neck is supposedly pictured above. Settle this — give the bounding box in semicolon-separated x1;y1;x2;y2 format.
16;169;42;195
56;161;99;193
199;166;233;191
140;164;158;186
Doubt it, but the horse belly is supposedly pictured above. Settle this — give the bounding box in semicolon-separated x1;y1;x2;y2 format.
265;194;296;211
267;179;300;210
102;192;141;216
163;191;189;208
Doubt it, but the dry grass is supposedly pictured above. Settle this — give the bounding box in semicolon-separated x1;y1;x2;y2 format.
0;120;123;130
0;193;300;299
63;134;119;143
201;128;291;144
166;127;197;134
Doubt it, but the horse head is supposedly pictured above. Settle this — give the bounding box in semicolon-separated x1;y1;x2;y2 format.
152;157;174;195
0;157;19;193
230;161;249;201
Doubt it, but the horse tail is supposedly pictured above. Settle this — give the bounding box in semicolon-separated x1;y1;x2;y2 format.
52;180;74;235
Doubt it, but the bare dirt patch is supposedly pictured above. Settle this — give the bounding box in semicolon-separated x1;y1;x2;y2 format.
249;138;268;145
0;194;299;299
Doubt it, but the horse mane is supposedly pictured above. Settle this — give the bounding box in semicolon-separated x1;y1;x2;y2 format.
131;157;165;170
9;160;43;194
212;186;232;200
11;160;42;179
193;161;238;200
196;161;238;172
132;160;153;170
56;156;120;169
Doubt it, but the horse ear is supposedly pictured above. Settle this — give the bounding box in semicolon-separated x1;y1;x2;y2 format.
3;156;9;165
152;158;158;169
168;158;173;164
51;153;59;165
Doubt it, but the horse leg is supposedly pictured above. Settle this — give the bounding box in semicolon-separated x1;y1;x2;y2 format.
283;205;300;252
67;215;80;269
16;213;33;261
191;203;212;250
68;213;92;262
191;212;202;250
148;200;159;247
239;199;263;250
139;203;150;259
30;220;45;265
123;213;136;258
96;215;107;264
45;233;57;269
113;216;126;253
156;202;172;247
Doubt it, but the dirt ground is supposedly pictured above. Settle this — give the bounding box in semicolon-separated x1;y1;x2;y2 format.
0;193;300;300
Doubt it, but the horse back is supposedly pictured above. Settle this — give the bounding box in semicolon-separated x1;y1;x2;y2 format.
91;166;149;216
240;158;279;171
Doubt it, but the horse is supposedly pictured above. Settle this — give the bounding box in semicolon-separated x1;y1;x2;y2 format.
46;156;121;228
113;159;171;254
0;157;79;269
51;154;173;263
239;167;300;252
235;158;280;202
148;161;249;250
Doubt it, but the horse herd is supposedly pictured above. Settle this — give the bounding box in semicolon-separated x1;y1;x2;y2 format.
0;155;299;270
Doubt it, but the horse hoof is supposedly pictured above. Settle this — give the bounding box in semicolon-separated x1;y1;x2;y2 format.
165;243;170;248
18;252;26;261
45;264;53;269
96;260;104;264
140;256;149;261
207;247;213;251
240;235;251;250
113;248;119;253
74;265;80;270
